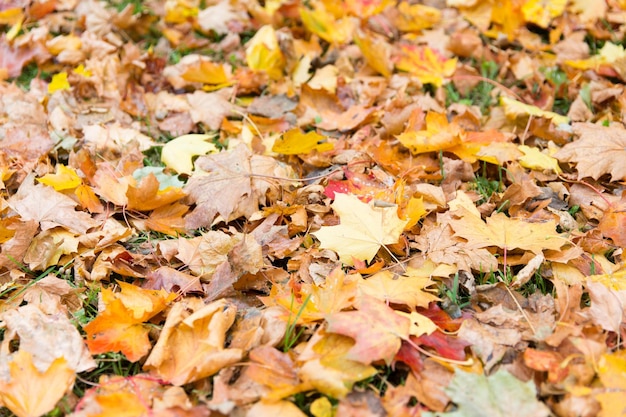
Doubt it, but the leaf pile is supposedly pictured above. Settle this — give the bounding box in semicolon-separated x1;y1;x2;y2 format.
2;0;626;416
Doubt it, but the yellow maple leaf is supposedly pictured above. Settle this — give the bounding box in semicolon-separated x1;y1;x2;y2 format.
299;332;377;398
522;0;567;28
245;25;285;80
0;350;75;417
300;4;355;45
357;268;439;310
449;207;565;254
344;0;394;18
181;60;233;90
161;134;218;175
48;72;70;94
518;145;562;174
500;96;570;125
37;164;82;191
272;128;333;155
73;64;92;77
397;111;463;155
395;45;457;87
354;29;393;77
595;352;626;417
396;310;439;337
393;2;441;32
312;193;408;265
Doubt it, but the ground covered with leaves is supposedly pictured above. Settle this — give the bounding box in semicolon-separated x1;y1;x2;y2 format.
1;0;626;416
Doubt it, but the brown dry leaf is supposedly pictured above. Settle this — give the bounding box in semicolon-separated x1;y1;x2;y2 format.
555;123;626;181
184;144;291;228
0;304;95;375
143;298;243;385
8;174;99;234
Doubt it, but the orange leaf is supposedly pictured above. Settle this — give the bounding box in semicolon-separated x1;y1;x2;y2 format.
126;174;186;211
181;60;231;87
247;346;310;400
143;299;243;385
397;111;464;155
0;350;75;417
144;202;189;236
84;282;175;362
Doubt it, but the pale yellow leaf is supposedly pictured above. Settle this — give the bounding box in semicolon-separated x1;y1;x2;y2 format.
161;134;218;175
312;193;408;265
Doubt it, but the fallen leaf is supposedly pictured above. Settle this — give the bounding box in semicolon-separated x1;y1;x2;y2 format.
143;298;243;385
396;45;457;87
272;128;334;155
0;350;75;417
326;294;410;365
184;144;291;228
555;122;626;181
84;282;176;362
245;25;285;80
358;268;439;310
422;368;550;417
313;193;408;266
449;207;565;254
37;164;82;191
161;134;218;175
9;174;99;234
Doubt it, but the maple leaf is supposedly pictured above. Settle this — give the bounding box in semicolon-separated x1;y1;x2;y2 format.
247;346;310;400
299;4;356;45
9;174;99;234
395;45;457;87
0;350;75;417
143;202;188;236
184;144;291;228
354;29;393;78
160;133;218;175
84;282;176;362
326;294;410;365
397;111;463;155
261;267;358;323
449;207;565;254
298;332;377;399
1;304;96;375
312;193;408;266
245;25;285;80
143;298;243;385
358;268;439;310
555;122;626;181
595;352;626;417
37;164;82;191
272;128;334;155
125;173;186;211
423;368;550;417
500;96;570;126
